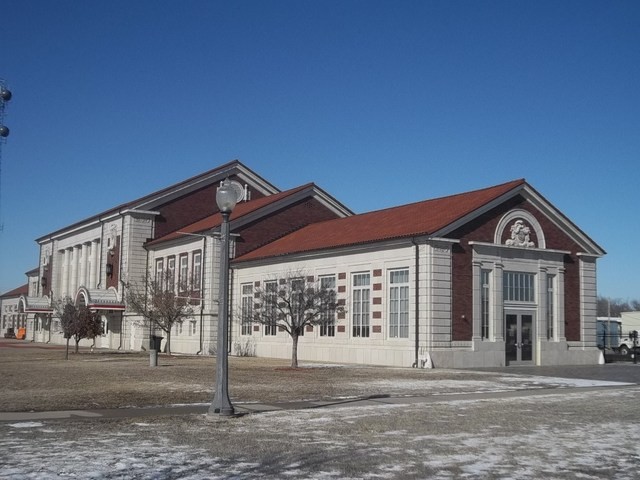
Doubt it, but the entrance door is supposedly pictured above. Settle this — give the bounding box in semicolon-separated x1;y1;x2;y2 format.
505;312;534;365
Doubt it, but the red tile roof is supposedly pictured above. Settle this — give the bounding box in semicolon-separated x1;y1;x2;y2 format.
37;160;278;242
146;183;317;246
1;283;29;298
235;179;526;262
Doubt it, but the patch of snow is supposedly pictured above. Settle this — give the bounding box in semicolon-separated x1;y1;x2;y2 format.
499;375;634;387
2;387;639;479
7;422;44;428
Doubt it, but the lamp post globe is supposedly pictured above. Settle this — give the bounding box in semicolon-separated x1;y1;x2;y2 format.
209;179;237;416
216;180;238;213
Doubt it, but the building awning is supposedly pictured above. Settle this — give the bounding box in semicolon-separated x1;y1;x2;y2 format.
77;287;125;311
18;295;53;314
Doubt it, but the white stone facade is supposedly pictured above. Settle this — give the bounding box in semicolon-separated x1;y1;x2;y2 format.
1;164;605;369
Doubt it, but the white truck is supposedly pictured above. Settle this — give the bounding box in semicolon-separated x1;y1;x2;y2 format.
596;319;638;356
616;331;639;356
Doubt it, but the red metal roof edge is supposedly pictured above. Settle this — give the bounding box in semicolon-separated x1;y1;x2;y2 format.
36;160;275;242
1;283;29;298
233;178;527;263
145;182;318;248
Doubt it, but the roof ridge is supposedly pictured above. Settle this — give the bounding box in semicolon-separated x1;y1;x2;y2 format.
36;160;261;242
145;182;321;247
359;178;526;216
233;178;528;263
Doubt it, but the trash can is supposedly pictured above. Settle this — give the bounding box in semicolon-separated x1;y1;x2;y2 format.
149;335;163;367
150;335;163;351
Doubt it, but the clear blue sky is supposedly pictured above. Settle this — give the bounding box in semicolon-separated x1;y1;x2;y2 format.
1;1;638;299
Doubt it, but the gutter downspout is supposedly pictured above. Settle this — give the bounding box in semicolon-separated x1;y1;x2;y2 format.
118;211;128;351
228;266;234;354
118;312;123;350
144;245;150;352
97;222;105;288
113;282;126;351
412;238;420;368
197;235;206;355
118;215;125;287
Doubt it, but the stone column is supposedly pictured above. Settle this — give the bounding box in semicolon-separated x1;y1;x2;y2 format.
89;240;99;289
538;266;548;341
79;243;89;288
492;263;504;341
61;249;70;298
471;260;482;342
69;246;80;297
557;267;566;341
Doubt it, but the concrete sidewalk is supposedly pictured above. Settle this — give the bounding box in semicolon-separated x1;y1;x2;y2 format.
2;382;636;423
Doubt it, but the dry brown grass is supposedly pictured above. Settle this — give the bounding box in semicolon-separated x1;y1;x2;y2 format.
0;340;493;412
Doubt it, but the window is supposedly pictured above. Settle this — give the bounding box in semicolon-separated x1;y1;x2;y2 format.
155;259;164;287
481;269;490;339
179;255;189;291
547;274;555;339
241;283;253;335
176;322;183;335
192;251;202;292
101;317;109;336
503;272;535;302
389;269;409;338
264;281;278;336
352;273;370;337
319;275;336;337
190;320;197;336
167;257;176;292
291;278;305;336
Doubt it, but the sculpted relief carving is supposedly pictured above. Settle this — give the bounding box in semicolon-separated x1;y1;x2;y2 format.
108;225;118;255
42;247;51;266
505;220;535;248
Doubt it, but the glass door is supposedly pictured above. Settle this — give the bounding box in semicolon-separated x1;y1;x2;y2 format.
505;312;534;365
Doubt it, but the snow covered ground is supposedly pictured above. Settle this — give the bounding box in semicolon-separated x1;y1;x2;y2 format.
2;375;639;479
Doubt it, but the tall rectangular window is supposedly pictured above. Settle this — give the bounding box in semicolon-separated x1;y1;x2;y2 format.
192;251;202;292
547;274;555;339
155;259;164;287
291;278;305;336
264;281;278;336
166;257;176;292
352;273;370;338
178;254;189;291
503;272;535;302
241;283;253;336
481;269;490;339
389;269;409;338
319;275;336;337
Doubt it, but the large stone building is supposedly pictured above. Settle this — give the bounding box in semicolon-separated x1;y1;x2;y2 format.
228;179;605;367
1;161;605;367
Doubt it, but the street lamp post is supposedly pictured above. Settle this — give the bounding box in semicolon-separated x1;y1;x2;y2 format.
209;179;237;416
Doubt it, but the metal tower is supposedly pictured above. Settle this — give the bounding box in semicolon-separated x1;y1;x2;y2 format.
0;79;12;232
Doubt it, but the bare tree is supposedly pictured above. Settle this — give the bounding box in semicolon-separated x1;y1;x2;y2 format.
53;298;102;360
597;296;640;317
125;270;196;355
251;272;343;368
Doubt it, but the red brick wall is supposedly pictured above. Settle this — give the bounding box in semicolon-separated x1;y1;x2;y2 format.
234;198;342;257
448;195;584;342
43;256;53;296
154;175;266;238
107;236;120;289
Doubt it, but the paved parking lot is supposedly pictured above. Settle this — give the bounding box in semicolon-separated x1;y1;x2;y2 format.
3;340;640;478
475;362;640;384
